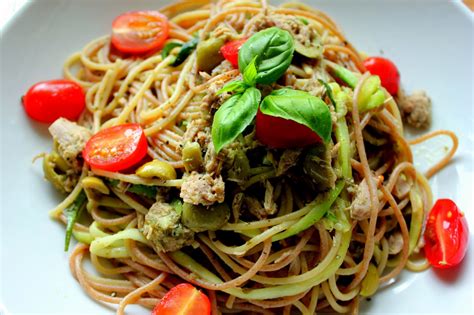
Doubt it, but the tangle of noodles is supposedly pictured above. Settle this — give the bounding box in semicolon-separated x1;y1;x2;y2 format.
41;1;459;314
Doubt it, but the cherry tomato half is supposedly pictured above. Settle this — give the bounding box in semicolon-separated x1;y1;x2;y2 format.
363;56;400;95
22;80;85;123
220;38;247;68
256;110;321;148
83;124;148;172
111;11;169;54
424;199;469;269
152;283;211;315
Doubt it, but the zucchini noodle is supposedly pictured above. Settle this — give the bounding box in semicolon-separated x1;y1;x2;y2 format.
40;0;459;314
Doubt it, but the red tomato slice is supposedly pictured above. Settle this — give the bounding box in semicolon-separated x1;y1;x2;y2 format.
363;56;400;95
424;199;469;268
22;80;85;123
220;38;247;68
256;110;321;148
152;283;211;315
83;124;148;172
111;11;169;54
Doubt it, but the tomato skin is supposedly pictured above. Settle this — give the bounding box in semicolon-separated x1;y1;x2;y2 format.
363;57;400;95
111;11;169;54
23;80;85;123
424;199;469;269
83;124;148;172
152;283;211;315
255;110;321;148
220;38;247;68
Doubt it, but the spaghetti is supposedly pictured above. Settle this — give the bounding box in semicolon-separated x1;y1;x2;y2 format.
40;0;459;314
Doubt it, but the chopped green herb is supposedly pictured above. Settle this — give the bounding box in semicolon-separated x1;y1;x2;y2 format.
161;42;183;59
299;17;309;25
64;191;87;251
171;37;199;67
127;184;158;199
318;79;337;106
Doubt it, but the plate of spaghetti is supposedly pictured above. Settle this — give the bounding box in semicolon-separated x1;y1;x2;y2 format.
1;1;473;314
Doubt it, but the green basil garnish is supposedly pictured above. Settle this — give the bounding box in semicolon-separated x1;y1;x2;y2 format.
260;88;332;143
171;37;199;67
217;57;258;95
238;27;294;84
318;79;337;106
212;87;261;152
161;42;183;59
64;190;87;251
217;80;248;95
127;184;158;199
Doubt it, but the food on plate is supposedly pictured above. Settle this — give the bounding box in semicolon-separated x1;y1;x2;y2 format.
28;0;465;314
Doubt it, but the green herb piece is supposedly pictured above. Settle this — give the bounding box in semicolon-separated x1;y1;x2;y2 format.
171;37;199;67
64;191;87;251
161;42;183;59
299;17;309;25
243;56;258;86
260;88;332;143
127;184;158;199
217;80;248;95
212;87;261;152
238;27;294;84
106;179;120;187
318;79;337;106
170;198;184;215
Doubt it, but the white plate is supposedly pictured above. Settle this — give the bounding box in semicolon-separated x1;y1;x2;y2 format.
1;1;473;314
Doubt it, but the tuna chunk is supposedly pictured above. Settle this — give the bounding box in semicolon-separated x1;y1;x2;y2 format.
388;232;404;255
350;175;382;220
397;90;431;129
48;118;91;168
180;172;225;206
142;201;194;252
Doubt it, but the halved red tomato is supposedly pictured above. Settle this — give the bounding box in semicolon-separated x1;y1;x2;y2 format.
152;283;210;315
424;199;469;268
111;11;169;54
83;124;148;171
255;110;321;148
220;38;247;68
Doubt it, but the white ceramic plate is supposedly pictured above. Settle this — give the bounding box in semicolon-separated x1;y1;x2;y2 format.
1;1;473;314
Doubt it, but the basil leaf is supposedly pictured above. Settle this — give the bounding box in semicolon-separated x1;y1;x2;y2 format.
217;80;248;95
238;27;294;84
64;190;87;251
161;42;183;59
212;87;261;152
171;37;199;67
260;88;332;143
243;56;258;86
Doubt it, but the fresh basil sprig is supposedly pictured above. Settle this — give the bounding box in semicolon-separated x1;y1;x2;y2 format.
238;27;294;84
217;57;258;95
212;87;261;152
260;89;332;143
211;27;332;152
